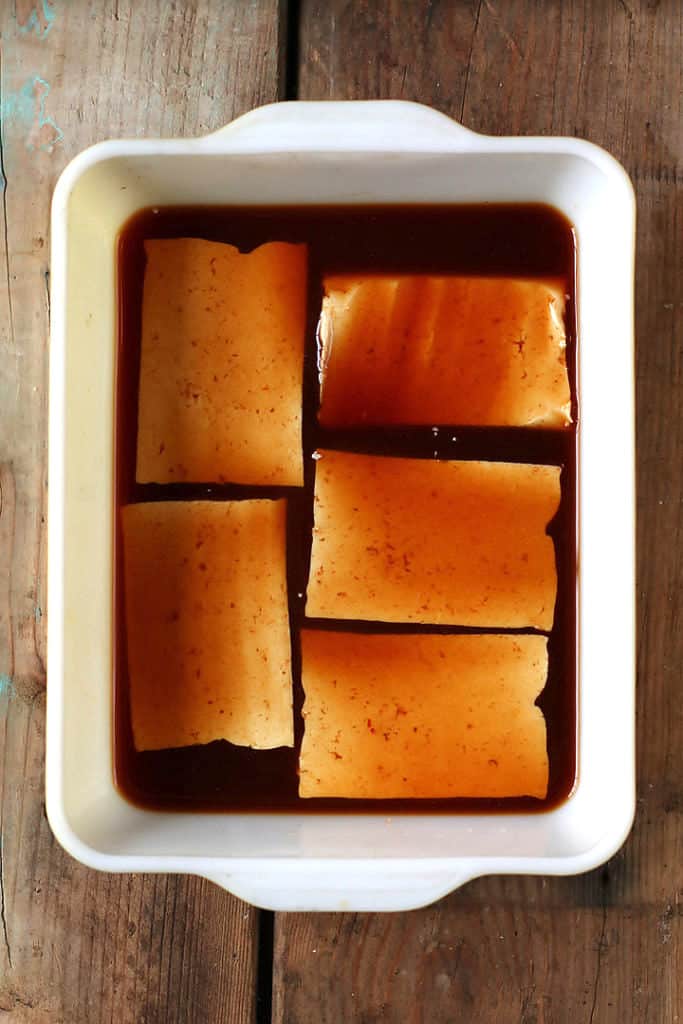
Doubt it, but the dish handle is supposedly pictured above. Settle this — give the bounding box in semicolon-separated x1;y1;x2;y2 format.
199;100;480;153
200;862;479;913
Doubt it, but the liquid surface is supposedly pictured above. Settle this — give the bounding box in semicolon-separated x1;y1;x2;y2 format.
115;203;578;813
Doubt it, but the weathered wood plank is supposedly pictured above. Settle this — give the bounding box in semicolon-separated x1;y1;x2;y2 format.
274;900;681;1024
0;1;281;1020
274;1;683;1021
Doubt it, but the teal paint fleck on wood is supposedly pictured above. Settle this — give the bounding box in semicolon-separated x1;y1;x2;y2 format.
0;76;63;152
17;0;57;38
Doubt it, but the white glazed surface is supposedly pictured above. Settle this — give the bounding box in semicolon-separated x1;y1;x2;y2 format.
47;101;636;912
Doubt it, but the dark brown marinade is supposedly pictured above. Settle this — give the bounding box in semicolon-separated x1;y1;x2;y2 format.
115;203;578;813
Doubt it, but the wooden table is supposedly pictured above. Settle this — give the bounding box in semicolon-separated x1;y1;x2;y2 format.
1;1;680;1020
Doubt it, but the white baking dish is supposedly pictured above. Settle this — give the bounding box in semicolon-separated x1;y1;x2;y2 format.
47;101;635;912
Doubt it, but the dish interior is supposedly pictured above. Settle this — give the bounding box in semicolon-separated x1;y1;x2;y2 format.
115;203;578;813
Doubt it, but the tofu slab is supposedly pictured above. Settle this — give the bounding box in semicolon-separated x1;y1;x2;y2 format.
306;451;560;630
318;275;571;428
300;631;549;798
136;238;306;486
121;499;294;751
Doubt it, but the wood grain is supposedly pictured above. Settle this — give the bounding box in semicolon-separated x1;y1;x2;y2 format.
0;1;281;1020
274;2;683;1021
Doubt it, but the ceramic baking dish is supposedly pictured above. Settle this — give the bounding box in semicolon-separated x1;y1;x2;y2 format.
47;100;635;912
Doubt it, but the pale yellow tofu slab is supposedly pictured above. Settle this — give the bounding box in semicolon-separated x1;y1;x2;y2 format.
318;275;571;428
136;238;306;486
300;631;549;799
121;499;294;751
306;451;560;630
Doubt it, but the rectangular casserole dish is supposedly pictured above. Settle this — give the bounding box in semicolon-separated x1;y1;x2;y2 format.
47;100;635;912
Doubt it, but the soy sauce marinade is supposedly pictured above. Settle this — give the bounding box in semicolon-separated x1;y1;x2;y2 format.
115;204;578;813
